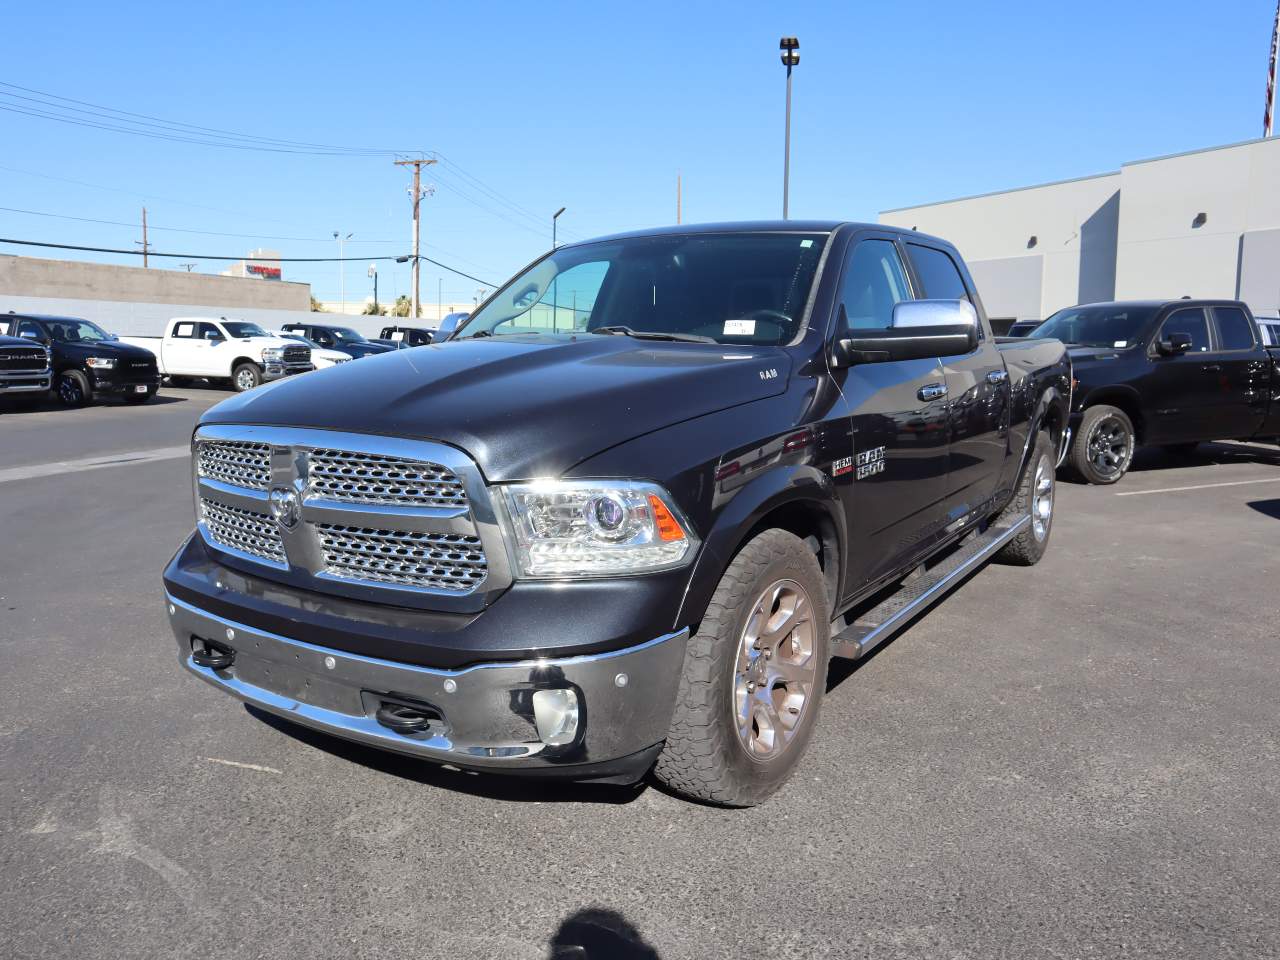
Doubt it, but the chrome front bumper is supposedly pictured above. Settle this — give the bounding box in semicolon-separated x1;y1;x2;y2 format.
0;367;51;392
261;362;313;381
165;593;688;775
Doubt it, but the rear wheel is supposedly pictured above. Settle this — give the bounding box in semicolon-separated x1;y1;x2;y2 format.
654;528;829;807
1070;404;1135;484
232;363;262;392
56;370;91;407
995;430;1055;566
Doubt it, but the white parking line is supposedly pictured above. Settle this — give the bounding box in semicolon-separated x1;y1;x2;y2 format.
204;758;281;774
0;445;190;485
1116;476;1280;496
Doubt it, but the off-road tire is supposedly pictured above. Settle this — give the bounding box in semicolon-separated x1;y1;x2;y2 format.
1070;404;1135;485
56;370;91;408
653;529;830;807
232;363;262;393
995;430;1055;566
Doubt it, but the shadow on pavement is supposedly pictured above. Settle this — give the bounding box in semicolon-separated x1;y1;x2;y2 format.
244;704;648;806
1127;440;1280;473
1;393;188;414
1247;499;1280;520
548;908;662;959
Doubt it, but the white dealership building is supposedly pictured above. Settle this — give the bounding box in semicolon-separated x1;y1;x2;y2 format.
879;136;1280;329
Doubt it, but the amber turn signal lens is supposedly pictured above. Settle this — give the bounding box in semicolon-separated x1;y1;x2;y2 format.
648;494;686;542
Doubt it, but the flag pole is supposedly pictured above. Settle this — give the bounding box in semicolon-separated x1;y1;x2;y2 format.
1266;0;1279;137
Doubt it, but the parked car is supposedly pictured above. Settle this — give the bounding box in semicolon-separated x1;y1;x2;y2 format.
279;323;393;359
0;331;52;402
1005;320;1042;337
1256;317;1280;346
434;311;470;340
163;221;1070;807
1036;300;1280;484
269;332;352;370
120;318;311;392
4;313;161;406
373;325;435;348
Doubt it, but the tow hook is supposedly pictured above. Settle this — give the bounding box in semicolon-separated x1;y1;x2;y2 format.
374;697;442;736
190;636;235;670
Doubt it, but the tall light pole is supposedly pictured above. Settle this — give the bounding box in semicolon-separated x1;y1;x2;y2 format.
552;206;566;249
551;207;566;332
780;37;800;219
334;231;352;313
368;263;378;314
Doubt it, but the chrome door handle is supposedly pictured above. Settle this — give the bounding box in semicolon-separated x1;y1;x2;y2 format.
986;369;1009;384
918;383;948;402
1201;363;1222;372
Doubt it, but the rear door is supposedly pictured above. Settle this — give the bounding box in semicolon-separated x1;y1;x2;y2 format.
830;234;952;595
905;242;1011;523
1206;305;1269;439
163;320;205;375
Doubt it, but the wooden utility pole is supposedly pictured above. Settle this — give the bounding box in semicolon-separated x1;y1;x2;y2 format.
139;206;150;268
394;157;437;319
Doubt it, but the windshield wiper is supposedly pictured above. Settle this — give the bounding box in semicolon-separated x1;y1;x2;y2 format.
591;325;717;343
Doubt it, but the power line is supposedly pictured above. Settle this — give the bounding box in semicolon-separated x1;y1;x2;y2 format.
0;237;499;286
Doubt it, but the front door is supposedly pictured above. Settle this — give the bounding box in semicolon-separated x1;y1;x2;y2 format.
1144;307;1215;443
829;235;951;598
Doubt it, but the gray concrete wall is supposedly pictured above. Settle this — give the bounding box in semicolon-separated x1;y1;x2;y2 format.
0;255;310;311
1238;228;1280;316
967;256;1043;322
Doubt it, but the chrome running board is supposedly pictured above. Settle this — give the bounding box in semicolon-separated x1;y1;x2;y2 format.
830;515;1030;661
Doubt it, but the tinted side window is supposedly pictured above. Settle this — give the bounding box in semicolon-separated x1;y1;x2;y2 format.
907;244;970;302
17;320;44;340
197;322;223;340
1212;306;1255;351
838;239;912;332
1160;308;1210;352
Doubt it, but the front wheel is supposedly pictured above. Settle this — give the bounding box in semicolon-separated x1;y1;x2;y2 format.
654;529;830;807
1070;404;1135;484
232;363;263;392
56;370;91;407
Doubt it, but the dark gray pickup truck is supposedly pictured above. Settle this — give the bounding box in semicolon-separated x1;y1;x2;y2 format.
164;222;1071;805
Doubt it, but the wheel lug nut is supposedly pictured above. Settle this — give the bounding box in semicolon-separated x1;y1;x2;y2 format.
746;681;756;692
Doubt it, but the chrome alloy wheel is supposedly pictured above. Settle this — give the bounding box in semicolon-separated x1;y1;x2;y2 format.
1086;415;1132;479
235;367;257;391
1031;454;1054;541
733;578;818;762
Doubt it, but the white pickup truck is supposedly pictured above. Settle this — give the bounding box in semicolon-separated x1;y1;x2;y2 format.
121;317;312;392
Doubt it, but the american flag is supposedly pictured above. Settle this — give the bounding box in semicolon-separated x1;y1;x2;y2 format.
1268;0;1280;137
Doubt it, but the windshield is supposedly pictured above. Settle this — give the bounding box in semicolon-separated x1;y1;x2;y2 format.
222;321;268;338
46;318;112;342
1035;305;1159;348
456;232;829;346
329;327;367;343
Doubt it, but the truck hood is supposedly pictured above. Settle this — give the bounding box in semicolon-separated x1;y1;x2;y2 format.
61;339;157;363
201;334;792;481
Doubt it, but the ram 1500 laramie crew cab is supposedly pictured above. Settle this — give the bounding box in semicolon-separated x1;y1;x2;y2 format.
121;318;312;392
5;313;160;406
1033;300;1280;484
0;331;52;401
163;223;1071;806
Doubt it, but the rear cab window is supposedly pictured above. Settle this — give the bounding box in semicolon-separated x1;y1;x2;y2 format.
1211;306;1256;351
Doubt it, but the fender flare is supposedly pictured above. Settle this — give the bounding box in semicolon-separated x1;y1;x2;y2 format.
675;463;846;630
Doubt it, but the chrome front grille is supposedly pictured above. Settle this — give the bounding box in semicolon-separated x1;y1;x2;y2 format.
191;426;508;610
198;440;272;490
307;449;467;507
0;349;48;372
317;524;487;591
200;498;286;565
283;345;310;364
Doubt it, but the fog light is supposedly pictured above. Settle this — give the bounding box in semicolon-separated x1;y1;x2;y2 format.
532;688;580;746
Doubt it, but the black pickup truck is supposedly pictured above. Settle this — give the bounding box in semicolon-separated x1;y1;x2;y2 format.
1032;300;1280;483
373;325;435;348
163;222;1070;806
4;313;161;406
279;322;394;360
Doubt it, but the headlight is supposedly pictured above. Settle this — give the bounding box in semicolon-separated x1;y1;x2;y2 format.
261;347;284;362
85;357;116;369
501;480;696;578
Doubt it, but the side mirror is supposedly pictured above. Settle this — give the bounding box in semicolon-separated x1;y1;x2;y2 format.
832;299;979;367
204;331;224;342
1157;332;1192;355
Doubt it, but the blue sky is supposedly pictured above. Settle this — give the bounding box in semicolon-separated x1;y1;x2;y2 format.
2;0;1277;304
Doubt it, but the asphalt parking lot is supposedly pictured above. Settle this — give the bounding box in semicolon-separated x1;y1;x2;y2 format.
2;388;1278;960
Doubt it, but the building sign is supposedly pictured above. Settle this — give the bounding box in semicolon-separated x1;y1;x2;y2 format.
246;263;282;280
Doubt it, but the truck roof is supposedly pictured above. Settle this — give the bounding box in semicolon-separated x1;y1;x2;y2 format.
571;220;941;246
3;312;86;323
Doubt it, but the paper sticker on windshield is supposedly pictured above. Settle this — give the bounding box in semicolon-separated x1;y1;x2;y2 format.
391;331;404;341
1113;340;1128;348
800;239;814;248
724;319;756;336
